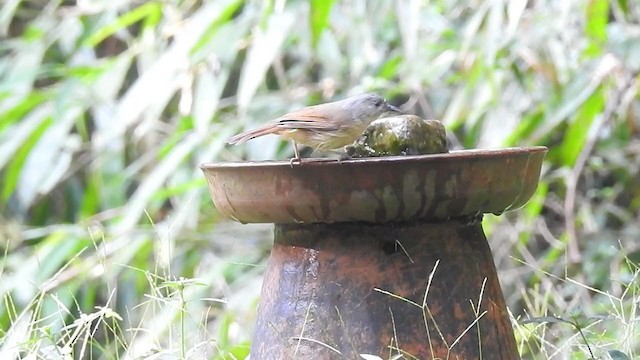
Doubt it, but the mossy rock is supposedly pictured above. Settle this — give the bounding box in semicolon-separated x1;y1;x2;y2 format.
345;115;448;158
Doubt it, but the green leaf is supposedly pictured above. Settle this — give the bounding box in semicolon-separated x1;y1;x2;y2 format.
528;55;617;144
158;117;194;159
2;115;52;202
65;64;112;83
113;133;203;235
559;87;604;166
22;24;45;41
523;181;548;220
81;172;100;218
227;342;251;359
505;107;545;147
153;178;207;202
237;11;295;112
36;233;90;283
616;0;629;14
584;0;609;58
84;2;162;47
377;55;402;80
190;0;244;57
310;0;335;48
0;92;47;133
608;350;631;360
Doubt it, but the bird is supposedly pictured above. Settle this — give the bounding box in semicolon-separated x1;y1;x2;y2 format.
227;93;402;164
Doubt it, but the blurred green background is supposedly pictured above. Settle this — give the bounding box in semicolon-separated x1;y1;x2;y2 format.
1;0;639;359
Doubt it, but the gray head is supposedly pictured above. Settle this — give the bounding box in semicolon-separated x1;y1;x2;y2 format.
343;93;402;119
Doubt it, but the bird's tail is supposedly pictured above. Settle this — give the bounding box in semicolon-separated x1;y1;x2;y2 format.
227;124;279;145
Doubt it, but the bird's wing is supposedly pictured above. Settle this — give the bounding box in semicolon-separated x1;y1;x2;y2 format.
275;108;341;131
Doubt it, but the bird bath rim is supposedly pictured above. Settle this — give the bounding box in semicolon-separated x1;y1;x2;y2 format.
201;146;547;224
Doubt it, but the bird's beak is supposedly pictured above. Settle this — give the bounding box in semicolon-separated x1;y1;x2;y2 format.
385;104;403;114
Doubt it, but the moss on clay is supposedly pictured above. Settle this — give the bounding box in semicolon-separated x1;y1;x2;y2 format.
345;115;448;158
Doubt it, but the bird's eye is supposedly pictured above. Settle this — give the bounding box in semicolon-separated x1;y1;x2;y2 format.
374;98;383;107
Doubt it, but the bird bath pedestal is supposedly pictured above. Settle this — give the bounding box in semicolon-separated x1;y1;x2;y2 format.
201;147;547;359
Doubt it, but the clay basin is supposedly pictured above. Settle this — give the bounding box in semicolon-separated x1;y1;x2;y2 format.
201;146;547;224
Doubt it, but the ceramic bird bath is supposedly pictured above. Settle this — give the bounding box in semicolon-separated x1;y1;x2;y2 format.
201;146;547;359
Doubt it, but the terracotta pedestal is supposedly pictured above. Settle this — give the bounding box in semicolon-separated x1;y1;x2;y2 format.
202;147;547;359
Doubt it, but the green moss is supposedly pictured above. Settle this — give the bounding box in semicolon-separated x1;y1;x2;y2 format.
346;115;448;158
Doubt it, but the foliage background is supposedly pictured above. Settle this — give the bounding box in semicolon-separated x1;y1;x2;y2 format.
0;0;639;359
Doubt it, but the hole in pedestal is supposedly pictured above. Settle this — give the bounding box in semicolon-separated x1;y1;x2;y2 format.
382;241;397;254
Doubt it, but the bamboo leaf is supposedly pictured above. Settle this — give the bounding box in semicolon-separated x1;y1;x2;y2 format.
84;2;162;47
310;0;335;48
0;0;22;36
113;2;234;140
528;55;618;143
0;92;47;133
237;12;295;113
0;105;52;202
609;350;631;360
113;132;203;235
189;0;244;57
559;88;604;166
16;106;81;208
583;0;609;58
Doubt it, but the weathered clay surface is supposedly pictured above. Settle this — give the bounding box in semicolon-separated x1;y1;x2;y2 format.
201;147;547;224
252;219;519;359
201;147;547;360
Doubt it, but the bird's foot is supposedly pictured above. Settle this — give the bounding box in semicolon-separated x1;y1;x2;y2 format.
338;153;352;163
289;157;302;167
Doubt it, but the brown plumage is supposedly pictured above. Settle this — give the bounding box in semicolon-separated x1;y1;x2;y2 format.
228;93;401;162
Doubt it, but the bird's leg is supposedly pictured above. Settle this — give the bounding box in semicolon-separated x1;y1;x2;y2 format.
289;140;301;167
293;141;301;160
